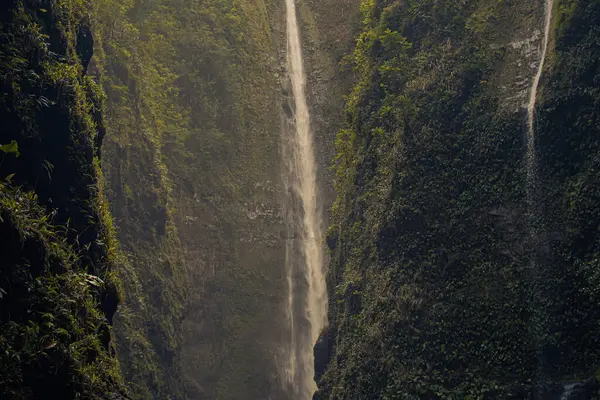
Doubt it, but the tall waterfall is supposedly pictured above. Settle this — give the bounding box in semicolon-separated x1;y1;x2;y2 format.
281;0;327;398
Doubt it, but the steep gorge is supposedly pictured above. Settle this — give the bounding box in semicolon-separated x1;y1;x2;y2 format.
2;0;600;399
91;0;358;398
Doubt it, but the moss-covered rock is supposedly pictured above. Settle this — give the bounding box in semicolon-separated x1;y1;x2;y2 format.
317;0;600;398
0;184;126;399
0;0;127;398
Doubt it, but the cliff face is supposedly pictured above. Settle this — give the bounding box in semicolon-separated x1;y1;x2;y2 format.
0;0;126;398
296;0;362;208
89;0;361;398
317;0;600;398
93;0;286;398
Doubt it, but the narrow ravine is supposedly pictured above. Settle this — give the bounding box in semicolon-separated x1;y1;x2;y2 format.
282;0;328;398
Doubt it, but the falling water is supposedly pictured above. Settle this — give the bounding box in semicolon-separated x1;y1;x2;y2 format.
524;0;554;264
561;383;578;400
281;0;327;398
525;0;554;379
526;0;553;189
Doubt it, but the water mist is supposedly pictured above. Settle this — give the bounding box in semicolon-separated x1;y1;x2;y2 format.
281;0;328;398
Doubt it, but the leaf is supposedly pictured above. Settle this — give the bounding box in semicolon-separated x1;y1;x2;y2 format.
0;287;6;299
82;273;104;287
5;173;15;181
42;160;53;181
0;140;20;157
45;341;57;350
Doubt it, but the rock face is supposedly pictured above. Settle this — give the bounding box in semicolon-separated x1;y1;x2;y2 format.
313;326;335;382
317;0;600;398
92;0;361;398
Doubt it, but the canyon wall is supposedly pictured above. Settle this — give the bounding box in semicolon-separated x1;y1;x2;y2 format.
94;0;358;398
316;0;600;398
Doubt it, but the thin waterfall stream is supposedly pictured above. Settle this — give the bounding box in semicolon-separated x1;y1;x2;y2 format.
526;0;554;178
282;0;328;398
525;0;554;378
525;0;553;273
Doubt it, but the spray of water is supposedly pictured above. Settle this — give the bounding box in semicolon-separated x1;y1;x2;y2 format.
281;0;327;398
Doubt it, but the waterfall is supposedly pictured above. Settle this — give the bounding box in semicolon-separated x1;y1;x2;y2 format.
526;0;553;190
524;0;554;263
281;0;327;398
525;0;554;379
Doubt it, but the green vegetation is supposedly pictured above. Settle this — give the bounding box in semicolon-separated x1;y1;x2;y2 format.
0;141;20;157
90;3;189;396
6;0;598;398
90;0;291;398
0;184;125;399
0;0;127;398
317;0;600;398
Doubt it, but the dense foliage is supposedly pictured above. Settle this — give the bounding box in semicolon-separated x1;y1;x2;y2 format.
0;0;127;398
0;184;125;399
317;0;600;398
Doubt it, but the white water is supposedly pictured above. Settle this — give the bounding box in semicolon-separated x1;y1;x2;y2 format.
282;0;327;398
561;383;578;400
524;0;553;265
526;0;554;174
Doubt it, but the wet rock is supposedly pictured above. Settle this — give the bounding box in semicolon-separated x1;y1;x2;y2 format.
325;232;337;250
560;380;600;400
313;325;335;382
76;25;94;73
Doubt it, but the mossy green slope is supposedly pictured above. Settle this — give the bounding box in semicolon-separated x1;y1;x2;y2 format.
0;184;125;399
91;0;189;397
317;0;600;398
92;0;290;398
0;0;127;398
